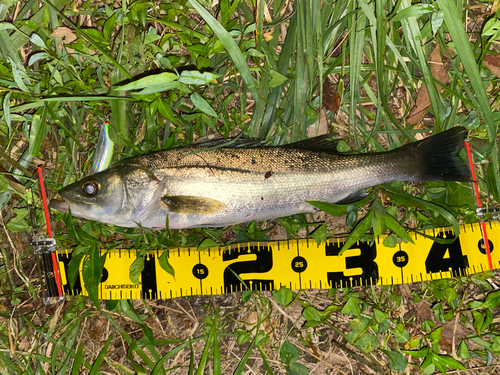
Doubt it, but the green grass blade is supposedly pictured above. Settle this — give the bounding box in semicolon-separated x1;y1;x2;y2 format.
9;0;69;50
195;312;220;375
0;101;44;116
40;96;132;102
102;310;159;373
435;0;493;127
257;345;274;374
23;315;96;372
150;337;206;375
382;184;460;235
188;339;195;375
213;313;221;375
42;0;131;80
0;148;33;211
194;334;212;375
348;7;366;148
70;344;84;375
340;209;374;255
27;108;47;158
293;0;310;139
54;319;80;374
436;0;500;203
89;335;112;375
259;13;297;139
233;336;256;375
399;0;445;128
189;0;259;103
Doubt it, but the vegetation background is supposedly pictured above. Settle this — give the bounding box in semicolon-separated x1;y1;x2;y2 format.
1;0;500;373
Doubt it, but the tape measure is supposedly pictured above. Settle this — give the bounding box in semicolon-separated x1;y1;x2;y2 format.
38;221;498;300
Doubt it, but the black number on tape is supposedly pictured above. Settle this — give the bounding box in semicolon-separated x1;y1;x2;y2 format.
325;242;379;287
478;239;494;255
193;264;209;279
57;252;83;295
223;245;273;292
393;251;409;268
101;267;109;283
291;256;307;273
141;254;157;299
425;232;468;276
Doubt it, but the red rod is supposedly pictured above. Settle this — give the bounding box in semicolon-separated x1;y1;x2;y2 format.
37;167;63;296
37;167;52;238
50;252;63;297
464;141;493;270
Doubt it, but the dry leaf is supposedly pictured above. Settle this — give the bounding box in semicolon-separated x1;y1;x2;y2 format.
243;311;273;337
407;45;453;125
492;0;500;15
403;299;434;324
245;311;258;325
49;26;77;50
398;284;412;297
439;316;471;354
483;55;500;77
263;0;273;22
263;30;274;42
322;77;341;112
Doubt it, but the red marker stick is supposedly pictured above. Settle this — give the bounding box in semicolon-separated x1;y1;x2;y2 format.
37;167;63;296
464;141;493;270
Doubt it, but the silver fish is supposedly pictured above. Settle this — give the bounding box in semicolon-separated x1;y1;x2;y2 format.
50;127;469;229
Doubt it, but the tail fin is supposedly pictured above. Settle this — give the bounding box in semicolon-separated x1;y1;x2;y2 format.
400;127;471;182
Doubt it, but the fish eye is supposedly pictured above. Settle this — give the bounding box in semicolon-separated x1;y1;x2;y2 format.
82;180;99;197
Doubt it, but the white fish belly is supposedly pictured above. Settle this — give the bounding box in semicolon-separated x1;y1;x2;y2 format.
140;169;374;229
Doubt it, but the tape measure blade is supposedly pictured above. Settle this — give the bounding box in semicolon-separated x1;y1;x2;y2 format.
52;220;500;300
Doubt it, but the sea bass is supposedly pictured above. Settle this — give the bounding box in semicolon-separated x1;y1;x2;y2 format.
50;127;470;229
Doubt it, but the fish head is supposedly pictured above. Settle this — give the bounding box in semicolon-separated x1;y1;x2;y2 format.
50;166;163;227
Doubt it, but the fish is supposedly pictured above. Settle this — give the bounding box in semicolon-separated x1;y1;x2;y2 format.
50;127;470;229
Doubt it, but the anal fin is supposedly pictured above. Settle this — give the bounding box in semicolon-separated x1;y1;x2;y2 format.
334;190;368;205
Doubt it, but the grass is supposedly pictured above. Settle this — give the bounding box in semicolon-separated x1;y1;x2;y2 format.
1;0;500;373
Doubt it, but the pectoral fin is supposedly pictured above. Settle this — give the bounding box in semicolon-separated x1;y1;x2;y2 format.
161;196;226;214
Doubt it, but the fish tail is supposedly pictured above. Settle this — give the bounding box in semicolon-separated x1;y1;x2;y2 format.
400;126;471;182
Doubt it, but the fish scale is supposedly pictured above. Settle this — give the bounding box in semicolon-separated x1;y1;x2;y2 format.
51;127;470;229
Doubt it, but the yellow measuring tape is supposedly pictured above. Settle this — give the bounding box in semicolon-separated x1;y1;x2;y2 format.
50;221;498;300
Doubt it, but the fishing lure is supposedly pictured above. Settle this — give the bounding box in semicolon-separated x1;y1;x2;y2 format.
90;120;115;175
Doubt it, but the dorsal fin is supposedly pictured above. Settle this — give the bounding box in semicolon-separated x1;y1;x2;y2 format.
194;137;262;149
281;134;347;154
194;134;349;153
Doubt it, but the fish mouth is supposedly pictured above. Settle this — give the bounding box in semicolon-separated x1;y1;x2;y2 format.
49;197;70;213
50;196;94;214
